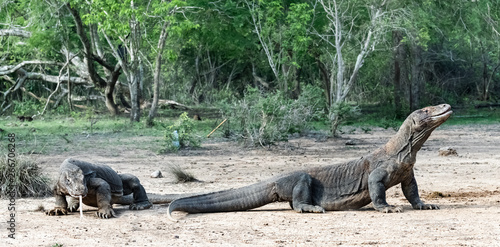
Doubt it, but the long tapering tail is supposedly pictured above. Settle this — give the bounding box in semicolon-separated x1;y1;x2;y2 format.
167;181;277;221
116;193;201;205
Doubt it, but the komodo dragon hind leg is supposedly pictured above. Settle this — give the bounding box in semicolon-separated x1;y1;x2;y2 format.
287;173;325;213
119;173;153;210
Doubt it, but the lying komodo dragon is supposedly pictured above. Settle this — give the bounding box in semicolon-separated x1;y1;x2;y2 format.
46;158;185;219
168;104;452;220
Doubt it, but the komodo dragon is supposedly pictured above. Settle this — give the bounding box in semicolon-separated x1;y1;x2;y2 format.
168;104;452;220
46;158;186;219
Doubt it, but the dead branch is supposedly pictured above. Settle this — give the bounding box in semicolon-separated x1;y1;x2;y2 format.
19;87;88;110
0;28;31;38
0;60;63;76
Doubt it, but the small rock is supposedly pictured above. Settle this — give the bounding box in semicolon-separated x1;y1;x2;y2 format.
439;147;458;156
345;139;356;146
150;170;163;178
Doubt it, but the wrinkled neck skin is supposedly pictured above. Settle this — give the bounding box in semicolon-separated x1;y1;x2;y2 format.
381;116;441;166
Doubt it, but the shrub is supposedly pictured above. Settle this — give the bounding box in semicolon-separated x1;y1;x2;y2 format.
164;112;201;151
12;99;42;117
229;86;323;146
0;156;52;198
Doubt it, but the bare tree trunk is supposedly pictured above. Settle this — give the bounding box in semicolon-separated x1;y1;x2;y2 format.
316;58;331;107
130;17;142;122
101;13;141;121
482;56;488;101
89;24;119;116
66;49;73;112
147;21;169;127
67;3;121;115
393;31;403;119
105;67;120;116
316;0;388;135
129;73;141;122
477;42;500;101
189;54;201;103
410;44;423;111
66;3;106;88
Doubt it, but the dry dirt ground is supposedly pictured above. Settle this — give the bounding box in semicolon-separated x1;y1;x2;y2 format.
2;123;500;246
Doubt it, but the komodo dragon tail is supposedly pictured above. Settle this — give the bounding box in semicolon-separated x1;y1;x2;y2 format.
117;193;200;205
167;181;277;221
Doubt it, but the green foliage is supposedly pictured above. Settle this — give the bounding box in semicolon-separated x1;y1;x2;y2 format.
164;112;201;152
12;100;42;116
0;155;52;198
3;0;500;125
230;86;322;146
329;102;361;124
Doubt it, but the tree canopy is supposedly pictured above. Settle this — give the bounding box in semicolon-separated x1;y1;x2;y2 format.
2;0;500;133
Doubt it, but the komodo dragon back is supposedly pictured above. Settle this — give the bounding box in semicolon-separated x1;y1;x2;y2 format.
168;104;452;220
62;158;124;196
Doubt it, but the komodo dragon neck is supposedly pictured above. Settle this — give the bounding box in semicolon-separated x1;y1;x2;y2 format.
376;104;453;165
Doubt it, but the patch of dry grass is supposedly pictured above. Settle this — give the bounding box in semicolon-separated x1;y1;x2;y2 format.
0;155;52;198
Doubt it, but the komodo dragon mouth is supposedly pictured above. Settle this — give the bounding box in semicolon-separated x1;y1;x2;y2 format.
430;104;452;121
69;193;86;198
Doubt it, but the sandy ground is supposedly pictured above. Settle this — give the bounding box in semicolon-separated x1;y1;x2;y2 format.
2;123;500;246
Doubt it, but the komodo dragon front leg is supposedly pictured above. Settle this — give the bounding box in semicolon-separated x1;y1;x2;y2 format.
401;172;439;210
81;178;116;218
46;191;70;216
368;167;404;213
46;178;114;218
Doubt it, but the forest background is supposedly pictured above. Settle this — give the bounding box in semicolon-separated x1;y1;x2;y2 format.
2;0;500;143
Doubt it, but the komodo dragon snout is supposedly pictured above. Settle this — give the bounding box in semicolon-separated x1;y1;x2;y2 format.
412;104;452;130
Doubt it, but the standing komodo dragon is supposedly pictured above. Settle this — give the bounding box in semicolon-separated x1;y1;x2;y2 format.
168;104;452;220
46;158;186;219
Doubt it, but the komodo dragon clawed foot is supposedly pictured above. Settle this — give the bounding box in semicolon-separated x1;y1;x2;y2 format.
67;197;80;212
413;202;439;210
46;207;69;216
376;205;404;213
96;205;115;219
129;201;153;210
292;203;326;213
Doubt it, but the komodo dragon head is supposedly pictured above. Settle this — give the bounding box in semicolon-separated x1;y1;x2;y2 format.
59;163;88;198
385;104;452;164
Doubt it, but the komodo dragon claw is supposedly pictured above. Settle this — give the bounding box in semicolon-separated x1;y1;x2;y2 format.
46;207;69;216
96;206;115;219
129;201;153;210
377;206;403;213
413;203;439;210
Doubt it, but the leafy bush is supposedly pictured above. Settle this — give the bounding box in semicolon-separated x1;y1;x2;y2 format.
164;112;201;151
12;99;42;116
0;156;52;198
229;86;323;146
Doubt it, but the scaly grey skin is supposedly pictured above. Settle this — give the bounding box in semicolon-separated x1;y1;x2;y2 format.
46;158;160;219
167;104;452;220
